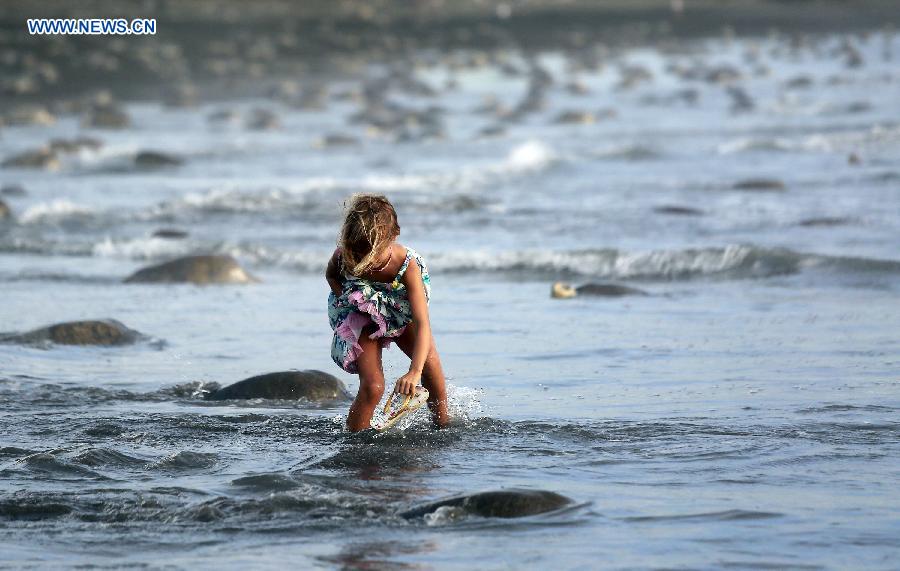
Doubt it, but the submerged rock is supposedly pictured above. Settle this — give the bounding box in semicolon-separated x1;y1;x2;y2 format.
726;86;756;113
151;228;189;239
2;147;59;170
207;108;241;125
0;199;11;220
552;282;649;299
82;104;130;129
4;104;56;126
205;371;350;401
553;110;595;124
565;79;591;95
400;489;573;520
1;184;27;197
733;178;786;192
245;108;280;131
797;216;853;227
314;133;360;148
0;319;143;346
124;255;258;285
163;83;198;108
134;151;183;168
48;137;103;154
478;124;506;138
653;205;704;216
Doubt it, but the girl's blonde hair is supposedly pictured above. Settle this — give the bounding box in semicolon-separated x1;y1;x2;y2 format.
339;193;400;275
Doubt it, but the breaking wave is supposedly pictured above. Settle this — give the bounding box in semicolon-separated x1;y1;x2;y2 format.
11;141;557;228
236;244;900;282
718;123;900;155
3;241;899;283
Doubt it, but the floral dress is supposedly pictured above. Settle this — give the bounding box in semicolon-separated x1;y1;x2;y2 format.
328;247;431;374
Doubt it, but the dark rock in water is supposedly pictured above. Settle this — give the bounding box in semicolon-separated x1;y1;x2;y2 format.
732;178;786;192
267;79;300;101
443;195;481;212
48;137;103;154
400;489;573;520
726;86;755;113
134;151;183;168
473;96;506;116
784;74;814;89
706;65;742;84
152;228;189;239
315;133;360;148
577;283;649;297
5;104;56;126
478;124;506;138
653;205;704;216
565;79;590;95
0;199;11;220
1;184;27;197
123;255;258;285
552;282;648;299
616;64;654;90
797;216;853;227
289;85;329;110
0;319;143;346
2;147;60;170
163;83;198;108
553;110;595;125
246;108;280;131
205;371;350;401
207;108;241;124
841;101;871;114
82;104;130;129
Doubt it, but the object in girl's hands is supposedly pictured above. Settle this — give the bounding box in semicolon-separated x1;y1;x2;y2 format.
371;385;430;432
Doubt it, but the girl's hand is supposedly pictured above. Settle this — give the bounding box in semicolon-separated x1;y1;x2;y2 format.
394;370;421;396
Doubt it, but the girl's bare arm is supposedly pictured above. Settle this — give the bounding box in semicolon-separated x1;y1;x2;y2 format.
325;248;342;296
394;261;430;395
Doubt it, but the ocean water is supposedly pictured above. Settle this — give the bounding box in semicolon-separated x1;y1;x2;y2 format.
1;32;899;570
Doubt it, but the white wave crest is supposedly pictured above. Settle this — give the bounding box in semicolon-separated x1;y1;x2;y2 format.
220;244;328;271
504;140;556;171
718;124;900;156
91;236;198;260
427;247;782;279
20;200;95;224
222;244;807;280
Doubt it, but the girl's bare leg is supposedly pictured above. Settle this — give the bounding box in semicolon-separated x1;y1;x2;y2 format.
396;323;450;428
346;325;385;432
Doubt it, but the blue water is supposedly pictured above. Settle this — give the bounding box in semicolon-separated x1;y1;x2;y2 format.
1;31;899;569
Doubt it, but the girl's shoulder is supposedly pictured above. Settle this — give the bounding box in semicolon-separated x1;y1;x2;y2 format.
397;244;425;260
396;244;428;267
397;245;430;279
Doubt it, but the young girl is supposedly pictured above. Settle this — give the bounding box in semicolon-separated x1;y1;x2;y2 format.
326;194;450;432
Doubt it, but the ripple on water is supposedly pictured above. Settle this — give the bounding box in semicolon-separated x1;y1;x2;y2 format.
71;447;150;468
230;473;302;492
151;451;219;471
7;453;110;481
622;509;783;523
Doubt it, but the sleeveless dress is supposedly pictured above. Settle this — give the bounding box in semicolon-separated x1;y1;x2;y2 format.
328;247;431;374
